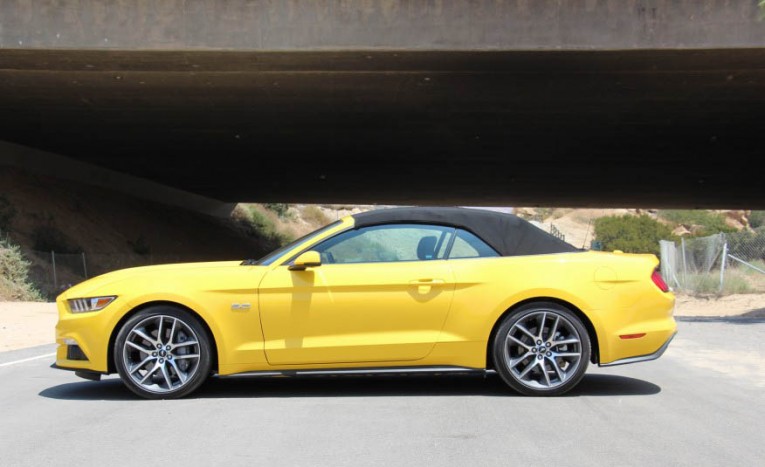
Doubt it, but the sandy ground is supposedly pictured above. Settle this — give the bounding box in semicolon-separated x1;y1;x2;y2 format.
0;302;57;352
675;293;765;318
1;294;764;353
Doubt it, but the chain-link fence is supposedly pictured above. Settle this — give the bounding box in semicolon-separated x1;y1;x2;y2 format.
660;228;765;295
26;250;233;299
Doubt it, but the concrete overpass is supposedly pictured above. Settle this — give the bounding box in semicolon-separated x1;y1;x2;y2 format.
1;0;764;209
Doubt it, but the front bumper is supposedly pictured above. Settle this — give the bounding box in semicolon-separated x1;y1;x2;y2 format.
54;297;125;374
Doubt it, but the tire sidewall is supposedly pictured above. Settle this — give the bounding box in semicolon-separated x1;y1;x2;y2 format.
114;306;213;399
493;302;590;396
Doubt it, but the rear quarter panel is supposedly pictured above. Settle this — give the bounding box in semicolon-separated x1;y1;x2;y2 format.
437;251;674;367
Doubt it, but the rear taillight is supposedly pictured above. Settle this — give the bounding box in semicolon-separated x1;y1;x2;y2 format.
651;269;669;292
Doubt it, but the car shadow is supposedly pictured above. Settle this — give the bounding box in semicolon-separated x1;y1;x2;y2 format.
39;372;660;401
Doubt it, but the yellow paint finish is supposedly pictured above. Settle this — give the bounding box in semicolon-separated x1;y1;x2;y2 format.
55;215;675;376
259;260;455;364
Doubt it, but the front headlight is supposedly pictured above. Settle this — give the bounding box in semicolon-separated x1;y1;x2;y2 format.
68;296;117;313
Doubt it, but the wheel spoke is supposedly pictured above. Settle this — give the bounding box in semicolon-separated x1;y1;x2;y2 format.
507;335;532;350
172;340;198;348
157;317;164;345
549;357;566;382
555;352;581;358
169;318;178;345
173;354;200;360
126;341;153;354
551;338;579;347
548;316;560;341
509;352;532;368
160;364;173;389
540;361;552;387
132;329;156;346
518;359;538;379
139;363;160;384
537;312;547;339
168;359;188;384
130;356;154;375
514;324;537;340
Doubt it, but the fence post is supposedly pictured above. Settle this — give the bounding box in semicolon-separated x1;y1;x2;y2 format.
82;252;88;279
719;240;728;293
680;237;688;289
51;250;57;291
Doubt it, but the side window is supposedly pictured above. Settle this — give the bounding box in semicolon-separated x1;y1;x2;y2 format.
448;229;500;259
313;224;455;264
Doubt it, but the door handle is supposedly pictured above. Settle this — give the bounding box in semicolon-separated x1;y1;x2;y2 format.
409;279;445;293
409;279;445;285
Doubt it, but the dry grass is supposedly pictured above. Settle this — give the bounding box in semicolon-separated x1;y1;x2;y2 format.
300;205;331;227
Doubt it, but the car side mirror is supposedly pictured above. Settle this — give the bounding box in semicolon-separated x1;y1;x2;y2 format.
289;251;322;271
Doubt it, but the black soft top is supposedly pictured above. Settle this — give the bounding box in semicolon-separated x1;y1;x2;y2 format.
352;207;579;257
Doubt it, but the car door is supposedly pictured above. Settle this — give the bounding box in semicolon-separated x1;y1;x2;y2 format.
258;224;457;365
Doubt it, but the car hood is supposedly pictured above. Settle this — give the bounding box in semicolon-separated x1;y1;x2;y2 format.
57;260;255;300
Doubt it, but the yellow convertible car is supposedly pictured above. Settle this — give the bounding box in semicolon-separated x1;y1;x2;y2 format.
54;207;676;399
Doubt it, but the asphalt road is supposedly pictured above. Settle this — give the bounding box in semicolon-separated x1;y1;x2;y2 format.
1;319;763;466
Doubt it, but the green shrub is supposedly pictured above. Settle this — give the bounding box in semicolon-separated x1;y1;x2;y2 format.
233;205;293;250
749;211;765;229
0;237;43;301
658;210;735;236
594;214;675;255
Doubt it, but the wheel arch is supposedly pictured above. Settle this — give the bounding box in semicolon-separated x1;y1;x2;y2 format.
107;300;219;374
485;297;600;369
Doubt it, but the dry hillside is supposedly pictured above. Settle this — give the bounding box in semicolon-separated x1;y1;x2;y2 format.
1;168;272;298
515;207;754;249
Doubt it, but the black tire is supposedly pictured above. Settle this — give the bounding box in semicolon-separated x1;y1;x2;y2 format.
492;302;590;396
114;306;213;399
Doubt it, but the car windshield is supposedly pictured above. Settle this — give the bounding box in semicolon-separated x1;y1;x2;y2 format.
255;220;343;265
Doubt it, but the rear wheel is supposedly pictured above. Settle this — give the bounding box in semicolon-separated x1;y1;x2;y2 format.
114;306;212;399
493;302;590;396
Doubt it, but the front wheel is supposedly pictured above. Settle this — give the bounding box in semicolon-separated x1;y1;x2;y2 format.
493;302;590;396
114;306;212;399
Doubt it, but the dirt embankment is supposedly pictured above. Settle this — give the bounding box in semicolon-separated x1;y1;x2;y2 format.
1;167;273;298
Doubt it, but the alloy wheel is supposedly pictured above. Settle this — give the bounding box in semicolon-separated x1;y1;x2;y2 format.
122;315;202;394
503;310;584;390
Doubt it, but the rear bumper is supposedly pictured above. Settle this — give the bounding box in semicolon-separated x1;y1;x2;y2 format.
599;331;676;367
